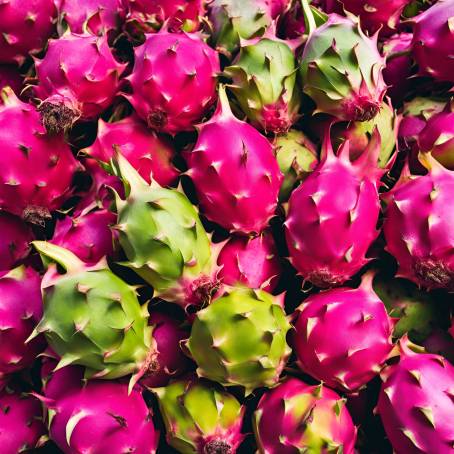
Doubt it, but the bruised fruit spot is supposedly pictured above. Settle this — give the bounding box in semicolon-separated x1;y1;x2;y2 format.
203;440;232;454
306;270;345;288
38;102;77;134
188;275;221;309
22;205;51;226
343;97;380;122
413;259;454;291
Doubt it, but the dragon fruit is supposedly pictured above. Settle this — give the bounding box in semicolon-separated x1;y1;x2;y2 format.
225;32;301;134
300;13;387;122
83;115;179;187
34;32;126;134
0;389;45;452
0;87;80;224
382;33;414;103
186;286;291;393
274;129;318;202
331;99;398;168
41;377;159;454
0;267;45;382
140;312;190;388
126;30;219;135
411;0;454;83
337;0;412;36
254;378;357;453
154;377;245;454
293;272;394;393
373;273;447;343
112;153;220;311
285;130;382;288
423;328;454;364
383;154;454;291
50;208;117;264
418;104;454;170
377;338;454;454
185;86;282;234
398;97;447;173
127;0;205;34
55;0;126;36
208;0;274;57
0;65;22;97
0;213;33;271
217;231;282;292
28;241;153;386
0;0;56;65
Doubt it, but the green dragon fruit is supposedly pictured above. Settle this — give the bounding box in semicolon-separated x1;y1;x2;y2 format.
300;6;386;122
225;31;301;133
27;242;152;388
186;286;291;393
112;152;219;311
208;0;274;58
273;129;318;202
154;377;245;454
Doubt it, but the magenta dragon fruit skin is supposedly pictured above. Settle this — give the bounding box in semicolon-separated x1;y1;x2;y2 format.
0;65;23;97
50;208;116;264
285;131;382;288
126;30;219;135
0;212;33;272
127;0;205;33
293;272;394;392
84;116;179;187
382;33;414;102
0;267;45;382
0;87;81;224
140;312;190;389
383;156;454;291
0;0;56;65
411;0;454;83
254;378;357;453
418;108;454;170
217;231;282;292
42;378;159;454
185;86;282;234
55;0;126;36
338;0;411;36
34;32;126;133
377;338;454;454
0;389;46;452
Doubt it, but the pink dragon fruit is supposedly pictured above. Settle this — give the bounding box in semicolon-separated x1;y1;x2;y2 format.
50;208;117;264
0;0;56;65
34;32;126;134
285;130;382;287
383;154;454;291
185;86;282;234
382;33;414;102
140;312;190;389
126;29;219;135
217;231;282;292
0;388;45;452
0;267;45;381
55;0;126;36
377;337;454;454
0;65;23;97
337;0;412;36
41;378;159;454
0;87;81;224
293;272;394;392
418;103;454;170
83;115;179;186
411;0;454;83
127;0;205;33
254;378;357;453
0;213;33;271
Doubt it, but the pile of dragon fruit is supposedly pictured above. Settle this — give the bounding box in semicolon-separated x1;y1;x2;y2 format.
1;0;453;452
